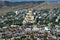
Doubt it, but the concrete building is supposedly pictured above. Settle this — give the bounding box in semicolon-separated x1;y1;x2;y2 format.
23;8;35;24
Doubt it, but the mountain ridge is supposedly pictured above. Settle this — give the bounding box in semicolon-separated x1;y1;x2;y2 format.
0;1;44;16
0;1;60;16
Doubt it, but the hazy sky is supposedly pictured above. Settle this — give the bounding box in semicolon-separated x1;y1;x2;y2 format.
0;0;59;2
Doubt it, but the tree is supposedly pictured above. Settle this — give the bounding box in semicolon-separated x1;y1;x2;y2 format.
4;19;13;26
14;18;24;26
40;9;50;13
5;34;12;40
0;23;6;28
5;11;16;17
15;38;21;40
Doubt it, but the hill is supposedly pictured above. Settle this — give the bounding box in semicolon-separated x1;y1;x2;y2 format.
0;1;44;16
0;1;60;16
33;2;60;10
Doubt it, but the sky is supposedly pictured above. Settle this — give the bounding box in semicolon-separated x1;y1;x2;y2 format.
0;0;59;2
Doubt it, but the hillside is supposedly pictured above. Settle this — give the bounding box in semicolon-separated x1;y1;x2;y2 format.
0;1;60;16
33;2;60;10
0;1;44;16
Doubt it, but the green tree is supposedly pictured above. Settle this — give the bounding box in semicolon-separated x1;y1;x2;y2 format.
5;11;16;17
0;23;6;28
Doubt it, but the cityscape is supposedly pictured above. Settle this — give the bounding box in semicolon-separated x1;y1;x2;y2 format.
0;0;60;40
